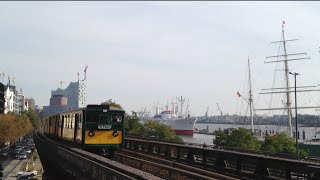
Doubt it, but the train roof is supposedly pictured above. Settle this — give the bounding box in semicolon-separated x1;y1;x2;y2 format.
43;104;125;119
86;104;124;111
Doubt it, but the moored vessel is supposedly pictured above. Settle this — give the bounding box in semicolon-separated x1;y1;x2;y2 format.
152;110;197;135
138;96;197;135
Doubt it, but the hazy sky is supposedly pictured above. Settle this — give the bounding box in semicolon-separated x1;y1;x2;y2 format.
1;2;320;116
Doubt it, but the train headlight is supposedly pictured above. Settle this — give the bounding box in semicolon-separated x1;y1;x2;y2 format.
88;131;95;137
113;131;119;137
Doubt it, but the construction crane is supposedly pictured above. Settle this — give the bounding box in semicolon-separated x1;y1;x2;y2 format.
216;103;223;116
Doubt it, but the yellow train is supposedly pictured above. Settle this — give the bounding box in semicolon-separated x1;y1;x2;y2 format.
43;104;125;157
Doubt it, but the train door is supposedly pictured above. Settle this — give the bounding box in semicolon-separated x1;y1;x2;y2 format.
61;116;64;138
54;116;58;136
49;117;51;135
74;114;78;142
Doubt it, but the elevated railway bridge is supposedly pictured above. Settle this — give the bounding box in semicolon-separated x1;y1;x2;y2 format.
34;132;320;180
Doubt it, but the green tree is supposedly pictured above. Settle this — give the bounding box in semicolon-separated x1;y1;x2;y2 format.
124;111;141;133
227;128;261;150
130;120;183;142
0;114;33;145
214;128;260;151
213;130;228;146
101;99;123;109
261;132;296;153
23;109;41;129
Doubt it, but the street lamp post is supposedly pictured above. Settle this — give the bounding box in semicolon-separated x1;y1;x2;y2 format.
289;71;300;159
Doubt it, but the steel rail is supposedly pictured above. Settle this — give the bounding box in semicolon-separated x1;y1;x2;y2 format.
117;148;240;180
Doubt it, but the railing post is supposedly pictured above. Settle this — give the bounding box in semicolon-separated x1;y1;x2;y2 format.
187;150;195;162
286;170;292;180
176;148;181;160
148;143;154;153
202;150;207;164
165;146;172;159
216;156;227;169
236;156;242;172
254;158;270;177
134;142;139;151
157;145;161;155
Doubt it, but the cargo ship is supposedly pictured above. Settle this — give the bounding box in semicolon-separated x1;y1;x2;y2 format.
152;110;197;135
138;96;197;135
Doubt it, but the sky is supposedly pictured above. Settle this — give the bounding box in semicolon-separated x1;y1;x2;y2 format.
1;2;320;116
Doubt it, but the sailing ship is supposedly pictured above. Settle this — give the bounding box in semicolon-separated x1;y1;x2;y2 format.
237;57;255;133
256;21;320;139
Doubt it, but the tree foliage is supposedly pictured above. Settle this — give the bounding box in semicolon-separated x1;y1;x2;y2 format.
214;130;228;146
0;113;33;145
228;128;261;150
129;120;183;142
214;128;305;155
124;111;141;133
214;128;261;151
261;132;295;153
22;109;41;129
101;99;123;109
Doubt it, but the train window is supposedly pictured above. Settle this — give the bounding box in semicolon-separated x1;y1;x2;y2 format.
99;115;110;124
86;112;97;122
59;117;61;127
72;114;75;128
86;111;108;123
112;115;122;122
78;114;82;129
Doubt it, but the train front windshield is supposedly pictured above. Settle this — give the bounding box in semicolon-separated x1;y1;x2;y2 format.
85;110;123;129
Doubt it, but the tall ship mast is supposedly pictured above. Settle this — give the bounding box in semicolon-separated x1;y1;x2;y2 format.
248;57;254;134
237;57;255;133
256;21;319;137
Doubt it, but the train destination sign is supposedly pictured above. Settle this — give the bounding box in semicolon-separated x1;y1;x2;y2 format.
98;124;111;129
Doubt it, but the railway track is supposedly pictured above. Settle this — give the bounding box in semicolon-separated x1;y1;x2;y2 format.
35;133;320;179
114;148;239;180
35;132;163;180
37;132;237;179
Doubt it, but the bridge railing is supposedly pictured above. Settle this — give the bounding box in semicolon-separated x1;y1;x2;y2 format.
125;136;320;179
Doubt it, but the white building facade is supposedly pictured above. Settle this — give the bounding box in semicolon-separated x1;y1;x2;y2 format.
4;85;19;114
18;92;29;113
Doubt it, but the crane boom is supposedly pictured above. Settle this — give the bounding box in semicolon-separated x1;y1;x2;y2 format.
216;103;223;116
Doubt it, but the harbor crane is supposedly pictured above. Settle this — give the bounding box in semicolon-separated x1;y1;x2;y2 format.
216;103;223;116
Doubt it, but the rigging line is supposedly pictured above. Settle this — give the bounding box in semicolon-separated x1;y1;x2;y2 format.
238;61;249;117
245;104;249;121
268;31;283;114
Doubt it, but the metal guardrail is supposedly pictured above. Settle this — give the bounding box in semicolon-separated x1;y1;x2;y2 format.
125;136;320;179
126;135;320;163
